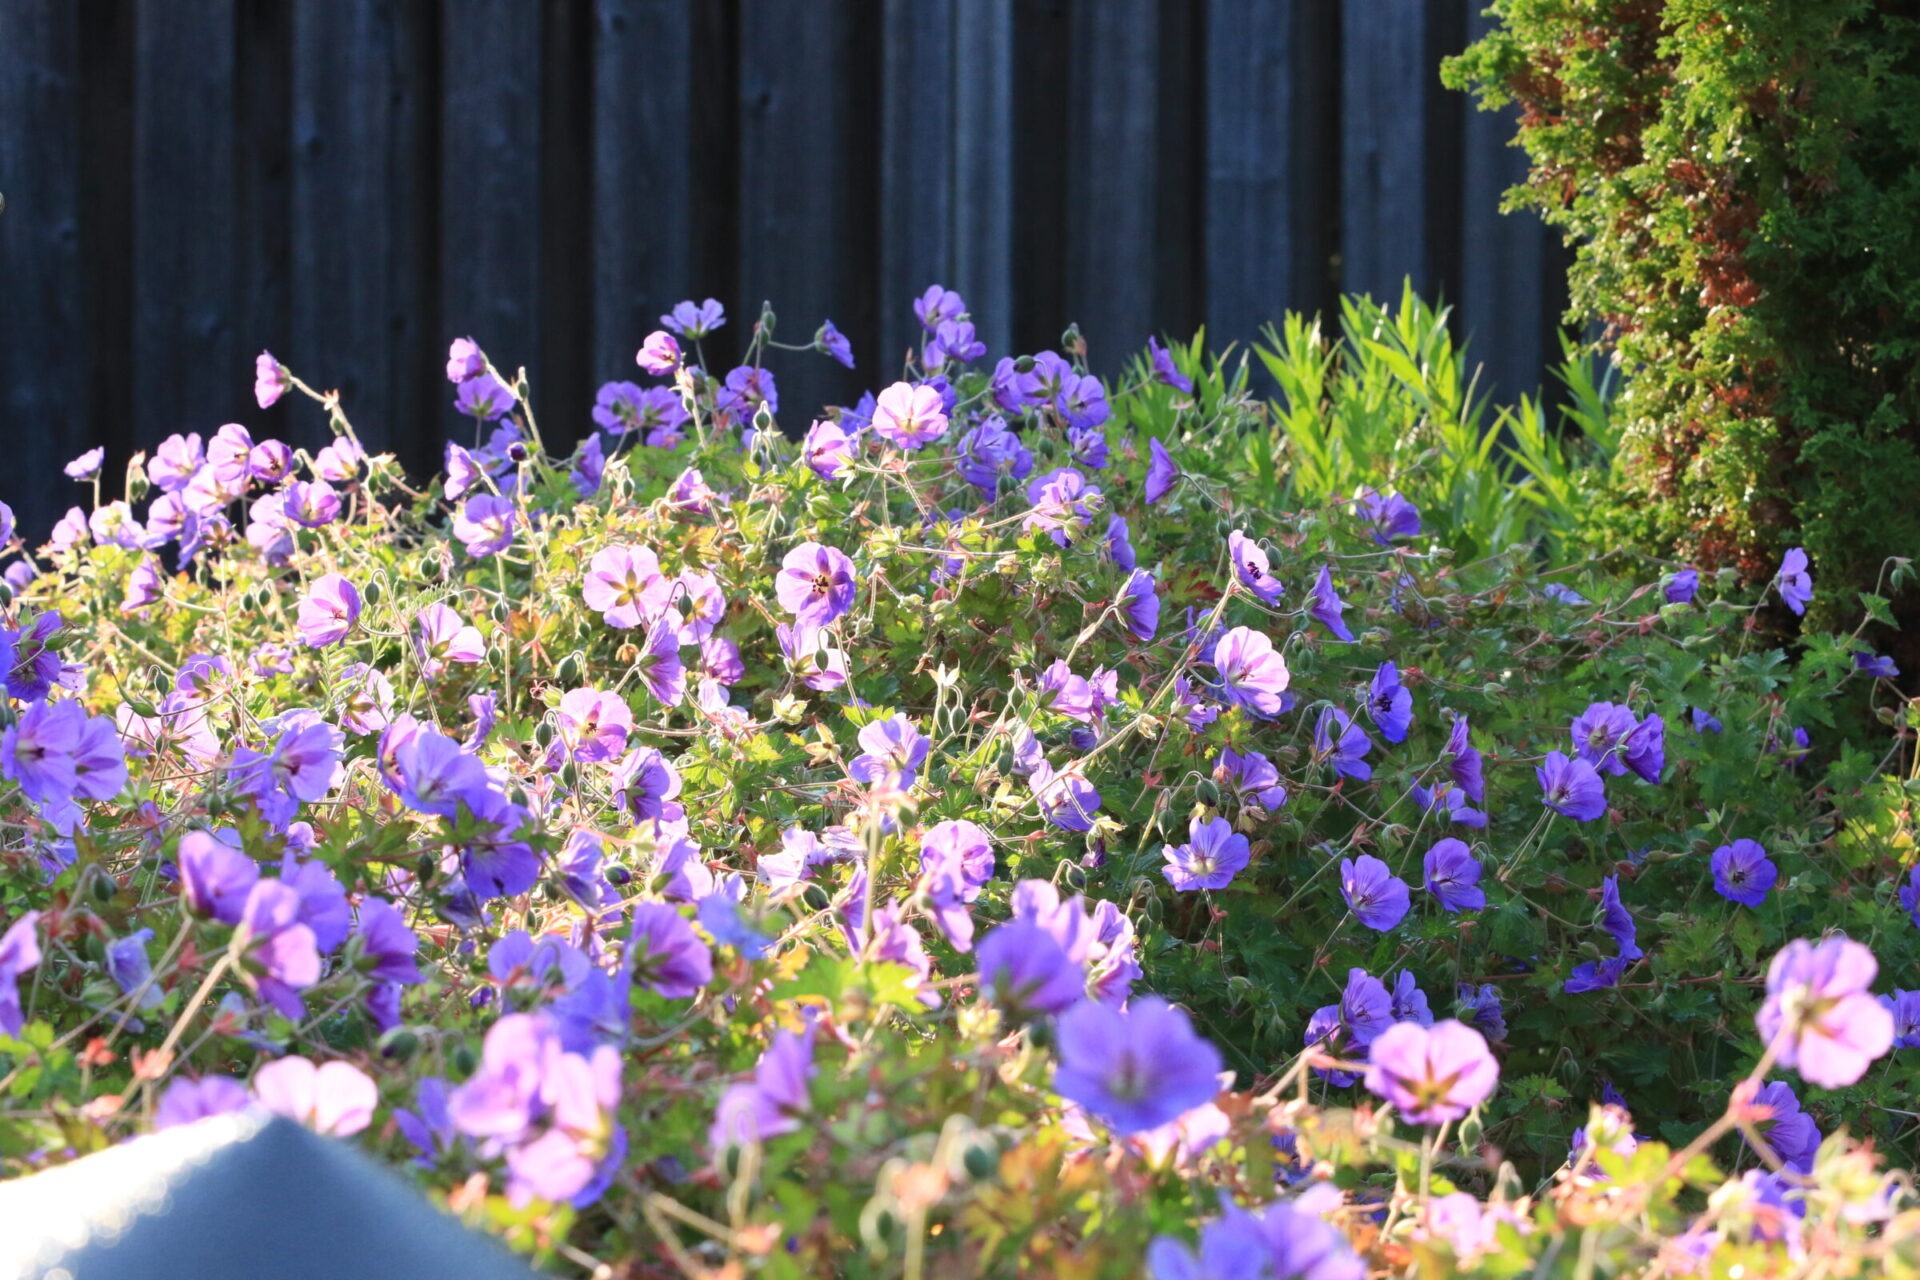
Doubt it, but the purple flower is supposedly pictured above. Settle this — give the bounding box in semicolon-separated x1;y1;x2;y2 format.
912;285;967;332
1540;582;1590;606
775;541;857;630
919;819;995;950
1057;372;1109;429
1855;650;1900;680
1565;957;1630;994
1314;707;1373;782
239;878;322;1018
975;918;1085;1018
1410;780;1486;829
354;898;424;985
1885;989;1920;1048
1423;838;1486;912
0;912;42;1036
1457;984;1507;1041
710;1025;813;1149
636;329;681;375
1537;751;1606;821
1030;761;1102;832
1776;547;1812;616
803;418;858;480
453;493;517;558
1622;713;1665;784
592;381;651;434
297;573;360;647
255;351;292;408
1757;936;1895;1088
1354;488;1421;544
1211;627;1291;717
1144;439;1179;505
4;611;67;702
1712;839;1778;908
284;479;342;528
179;830;259;922
254;1057;377;1136
925;317;985;370
1119;568;1160;641
1691;707;1724;735
582;544;671;629
1570;701;1637;775
2;697;83;807
1598;876;1642;959
1226;530;1284;605
157;1074;251;1130
552;688;634;764
1212;746;1288;811
1304;969;1392;1084
871;381;949;450
455;372;517;420
1023;467;1101;545
662;298;725;338
716;365;777;426
65;446;105;480
1053;996;1224;1136
1391;971;1434;1026
249;439;295;483
148;432;204;493
627;902;713;999
1340;855;1410;931
414;603;486;676
1368;661;1413;743
1306;565;1353;641
1747;1081;1821;1173
1364;1020;1499;1123
1665;568;1699;604
956;417;1033;493
446;336;486;382
1146;335;1193;394
849;714;931;787
106;928;162;1008
1162;816;1251;891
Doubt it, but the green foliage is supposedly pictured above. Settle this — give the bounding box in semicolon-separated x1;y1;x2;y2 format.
1447;0;1920;634
1242;285;1620;562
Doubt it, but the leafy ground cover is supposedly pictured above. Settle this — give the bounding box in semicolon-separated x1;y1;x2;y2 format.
2;288;1919;1276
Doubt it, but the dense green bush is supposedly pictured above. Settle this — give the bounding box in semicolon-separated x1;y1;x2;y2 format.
2;289;1920;1276
1446;0;1920;638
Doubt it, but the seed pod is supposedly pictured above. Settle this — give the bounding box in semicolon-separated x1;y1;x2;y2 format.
449;1043;478;1077
556;653;583;685
363;578;383;607
962;1140;998;1181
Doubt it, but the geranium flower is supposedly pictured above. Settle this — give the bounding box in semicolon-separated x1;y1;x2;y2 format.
1775;547;1812;616
1227;529;1284;604
1211;627;1291;717
1537;751;1605;821
1712;839;1778;907
1368;661;1413;742
296;573;360;647
1364;1019;1499;1123
1423;838;1486;912
1757;936;1894;1088
1144;439;1179;504
1305;565;1353;641
775;541;857;630
1162;816;1251;891
871;381;949;450
1053;996;1224;1136
1314;707;1372;781
1340;855;1410;931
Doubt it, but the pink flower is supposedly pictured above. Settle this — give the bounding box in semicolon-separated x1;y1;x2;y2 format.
253;1057;377;1136
1364;1019;1500;1123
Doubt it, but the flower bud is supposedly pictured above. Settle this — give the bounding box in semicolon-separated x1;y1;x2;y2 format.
556;653;583;685
961;1140;999;1181
379;1027;420;1061
450;1043;478;1077
1013;354;1036;374
362;578;382;606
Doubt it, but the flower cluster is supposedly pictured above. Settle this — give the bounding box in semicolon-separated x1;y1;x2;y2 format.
0;284;1912;1277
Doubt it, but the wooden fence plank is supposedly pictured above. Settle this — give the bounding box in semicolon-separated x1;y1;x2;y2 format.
289;0;436;470
589;0;694;390
1458;6;1552;405
878;0;953;377
1009;0;1069;357
737;2;877;426
133;0;238;451
1340;0;1443;304
442;0;542;394
951;0;1014;361
1065;0;1158;367
0;0;87;539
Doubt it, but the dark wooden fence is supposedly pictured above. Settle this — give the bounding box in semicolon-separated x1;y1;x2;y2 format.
0;0;1567;540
